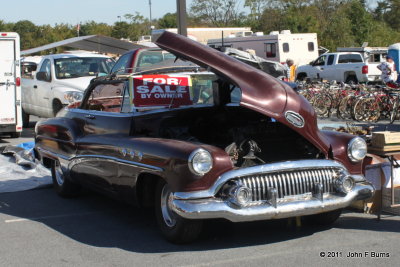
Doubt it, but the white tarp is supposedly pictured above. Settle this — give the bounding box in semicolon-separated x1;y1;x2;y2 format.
0;154;51;193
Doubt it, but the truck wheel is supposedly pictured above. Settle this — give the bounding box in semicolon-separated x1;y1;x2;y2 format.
51;160;80;198
53;99;63;117
304;209;342;226
22;109;30;128
155;179;203;243
345;76;358;85
297;73;307;81
9;132;21;138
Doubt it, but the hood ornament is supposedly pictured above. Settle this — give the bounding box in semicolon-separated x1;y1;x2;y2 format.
285;111;305;128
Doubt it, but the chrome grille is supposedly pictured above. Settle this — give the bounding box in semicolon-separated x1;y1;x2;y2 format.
237;167;340;202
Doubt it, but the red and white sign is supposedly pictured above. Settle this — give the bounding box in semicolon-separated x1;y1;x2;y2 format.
131;75;192;108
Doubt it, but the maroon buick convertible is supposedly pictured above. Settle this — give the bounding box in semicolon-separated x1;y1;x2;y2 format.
35;31;374;243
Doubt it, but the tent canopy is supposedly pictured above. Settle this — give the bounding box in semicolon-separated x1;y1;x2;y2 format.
21;35;152;56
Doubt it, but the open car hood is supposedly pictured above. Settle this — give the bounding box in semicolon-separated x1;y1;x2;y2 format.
155;31;331;155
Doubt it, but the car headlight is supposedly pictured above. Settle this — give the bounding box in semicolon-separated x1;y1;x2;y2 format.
64;91;83;104
188;148;213;175
347;137;367;162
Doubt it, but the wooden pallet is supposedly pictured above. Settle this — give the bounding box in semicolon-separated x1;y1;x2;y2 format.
368;145;400;153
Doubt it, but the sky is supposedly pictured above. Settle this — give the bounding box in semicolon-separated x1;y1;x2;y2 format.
0;0;194;26
1;0;379;26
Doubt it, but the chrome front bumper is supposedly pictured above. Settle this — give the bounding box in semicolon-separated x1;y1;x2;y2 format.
171;183;373;222
171;159;374;222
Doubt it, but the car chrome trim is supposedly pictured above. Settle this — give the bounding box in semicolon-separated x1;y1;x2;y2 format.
174;159;350;200
171;183;374;222
36;147;163;172
71;155;163;172
36;147;70;160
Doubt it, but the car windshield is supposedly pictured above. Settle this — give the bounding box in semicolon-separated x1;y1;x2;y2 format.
55;57;115;79
133;50;199;73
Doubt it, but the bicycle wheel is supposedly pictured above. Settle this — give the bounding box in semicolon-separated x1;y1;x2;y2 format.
353;98;381;122
313;94;332;117
337;95;353;120
390;97;399;124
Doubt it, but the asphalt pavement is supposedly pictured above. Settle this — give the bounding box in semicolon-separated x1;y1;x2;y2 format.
0;116;399;266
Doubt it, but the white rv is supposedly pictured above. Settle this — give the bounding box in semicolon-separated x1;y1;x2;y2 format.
207;30;319;66
0;32;22;138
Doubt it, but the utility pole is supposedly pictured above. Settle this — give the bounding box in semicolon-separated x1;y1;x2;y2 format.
176;0;187;36
149;0;153;34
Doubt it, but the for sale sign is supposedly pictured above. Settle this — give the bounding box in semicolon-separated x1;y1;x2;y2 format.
130;75;192;108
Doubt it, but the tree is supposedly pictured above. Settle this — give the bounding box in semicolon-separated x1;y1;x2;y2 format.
190;0;245;26
157;13;177;28
80;21;113;36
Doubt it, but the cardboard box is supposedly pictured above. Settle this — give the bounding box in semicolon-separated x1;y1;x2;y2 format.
382;187;400;215
371;131;400;147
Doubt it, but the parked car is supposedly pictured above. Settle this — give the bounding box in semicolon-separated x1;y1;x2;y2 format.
21;53;115;126
35;31;374;243
296;52;380;83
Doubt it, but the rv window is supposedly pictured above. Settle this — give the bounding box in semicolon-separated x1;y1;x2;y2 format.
265;43;276;58
327;55;335;65
283;43;289;53
369;53;386;63
308;42;315;52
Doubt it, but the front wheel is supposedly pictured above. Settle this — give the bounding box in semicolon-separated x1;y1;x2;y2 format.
155;179;203;243
51;160;80;198
53;99;63;117
22;109;30;128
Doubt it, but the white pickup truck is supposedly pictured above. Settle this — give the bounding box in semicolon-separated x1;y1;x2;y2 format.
296;52;381;83
21;53;114;126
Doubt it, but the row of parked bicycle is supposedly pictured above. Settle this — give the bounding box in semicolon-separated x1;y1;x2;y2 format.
298;82;400;123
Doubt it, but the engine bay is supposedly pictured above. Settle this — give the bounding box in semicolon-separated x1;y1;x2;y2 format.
135;106;324;167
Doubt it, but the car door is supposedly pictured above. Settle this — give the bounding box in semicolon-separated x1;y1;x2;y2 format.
68;81;134;194
33;59;53;117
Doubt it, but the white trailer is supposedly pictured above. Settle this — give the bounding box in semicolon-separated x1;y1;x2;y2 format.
0;32;22;138
207;30;319;66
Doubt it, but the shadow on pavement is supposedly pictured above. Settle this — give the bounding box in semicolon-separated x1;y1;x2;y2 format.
0;187;397;253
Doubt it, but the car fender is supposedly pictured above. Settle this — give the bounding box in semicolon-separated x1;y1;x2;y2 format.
35;117;82;158
117;137;234;192
321;130;363;175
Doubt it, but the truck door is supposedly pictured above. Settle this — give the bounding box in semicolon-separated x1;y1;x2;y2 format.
320;54;336;81
310;55;327;79
0;38;17;128
33;59;53;117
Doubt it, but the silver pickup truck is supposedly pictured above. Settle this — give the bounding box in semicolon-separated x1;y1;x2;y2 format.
21;53;114;127
296;52;382;83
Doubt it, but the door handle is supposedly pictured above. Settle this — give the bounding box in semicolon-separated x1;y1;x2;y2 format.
33;85;37;89
85;114;95;119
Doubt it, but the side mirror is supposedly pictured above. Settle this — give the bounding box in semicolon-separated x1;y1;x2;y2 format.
36;71;51;82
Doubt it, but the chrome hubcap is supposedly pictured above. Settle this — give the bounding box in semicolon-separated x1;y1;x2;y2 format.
161;184;176;228
54;161;64;186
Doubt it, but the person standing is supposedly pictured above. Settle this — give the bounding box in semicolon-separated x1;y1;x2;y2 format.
377;55;396;84
284;59;297;82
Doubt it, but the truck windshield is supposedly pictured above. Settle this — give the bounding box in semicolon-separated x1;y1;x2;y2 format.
55;57;115;79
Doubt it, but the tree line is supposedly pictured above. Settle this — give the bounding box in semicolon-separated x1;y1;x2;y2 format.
1;0;399;53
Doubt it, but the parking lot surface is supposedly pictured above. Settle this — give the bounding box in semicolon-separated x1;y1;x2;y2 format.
0;187;399;266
